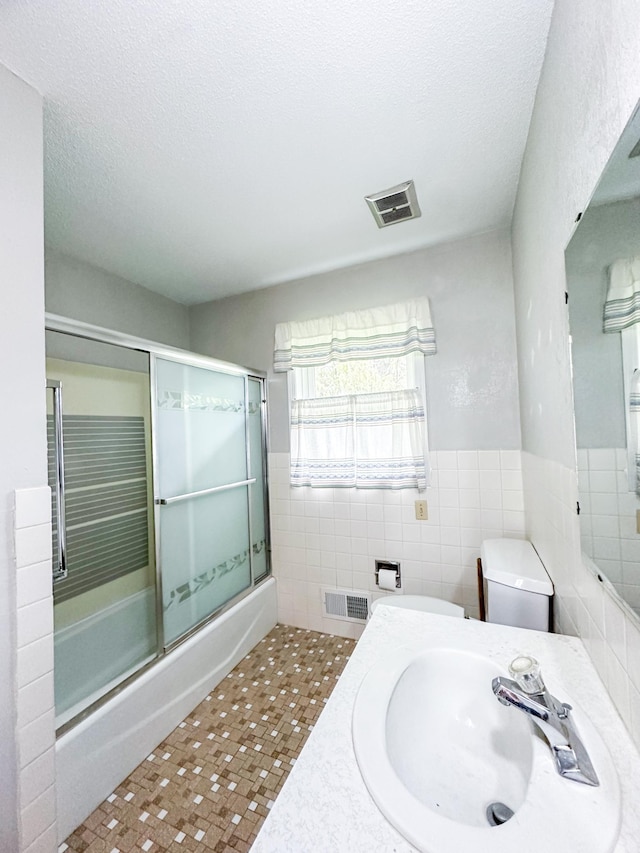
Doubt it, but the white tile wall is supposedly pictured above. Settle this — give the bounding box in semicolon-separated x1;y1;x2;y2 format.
577;448;640;615
523;452;640;751
14;487;57;851
269;450;526;638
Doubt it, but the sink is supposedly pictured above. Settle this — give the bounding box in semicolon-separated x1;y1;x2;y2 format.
352;646;621;853
385;648;532;825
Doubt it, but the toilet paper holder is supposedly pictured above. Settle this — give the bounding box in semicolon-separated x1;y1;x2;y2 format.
375;559;401;589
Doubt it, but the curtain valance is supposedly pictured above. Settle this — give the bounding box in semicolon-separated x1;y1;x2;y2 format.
603;256;640;333
274;298;436;371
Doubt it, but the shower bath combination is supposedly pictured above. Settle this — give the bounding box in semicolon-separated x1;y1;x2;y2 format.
45;314;277;837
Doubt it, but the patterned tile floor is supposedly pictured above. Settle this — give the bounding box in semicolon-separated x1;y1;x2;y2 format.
60;625;354;853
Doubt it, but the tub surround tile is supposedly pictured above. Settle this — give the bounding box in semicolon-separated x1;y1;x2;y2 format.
62;625;352;853
16;598;54;649
20;784;56;849
17;636;54;690
14;488;57;848
14;523;52;570
17;672;55;729
18;708;56;771
14;486;52;530
16;560;53;609
24;824;57;853
19;748;55;813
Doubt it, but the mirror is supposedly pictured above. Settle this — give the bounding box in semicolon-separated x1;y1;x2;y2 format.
566;102;640;623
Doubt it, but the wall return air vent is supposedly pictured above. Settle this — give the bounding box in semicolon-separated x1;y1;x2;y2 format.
365;180;421;228
322;588;370;623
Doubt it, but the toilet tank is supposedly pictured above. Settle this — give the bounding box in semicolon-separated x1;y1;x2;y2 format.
480;538;553;631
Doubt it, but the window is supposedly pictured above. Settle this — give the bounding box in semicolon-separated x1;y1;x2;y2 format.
274;300;436;491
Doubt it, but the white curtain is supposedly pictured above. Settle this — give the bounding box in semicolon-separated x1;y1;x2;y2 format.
274;298;436;371
290;389;426;490
603;256;640;332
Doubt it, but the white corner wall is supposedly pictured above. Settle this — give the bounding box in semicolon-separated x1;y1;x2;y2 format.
0;63;57;851
512;0;640;749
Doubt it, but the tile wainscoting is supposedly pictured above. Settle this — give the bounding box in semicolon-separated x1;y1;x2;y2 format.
268;449;526;638
577;448;640;616
523;451;640;752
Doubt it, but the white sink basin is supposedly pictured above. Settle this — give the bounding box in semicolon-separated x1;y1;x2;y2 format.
352;646;621;853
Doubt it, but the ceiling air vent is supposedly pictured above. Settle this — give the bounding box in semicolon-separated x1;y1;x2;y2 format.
365;180;421;228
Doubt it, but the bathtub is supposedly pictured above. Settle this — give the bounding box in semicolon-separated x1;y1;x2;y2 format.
55;576;277;840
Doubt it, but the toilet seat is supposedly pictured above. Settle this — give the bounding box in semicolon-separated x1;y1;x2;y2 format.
370;595;464;618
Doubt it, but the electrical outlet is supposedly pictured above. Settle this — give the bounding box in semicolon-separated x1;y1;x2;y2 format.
415;500;428;520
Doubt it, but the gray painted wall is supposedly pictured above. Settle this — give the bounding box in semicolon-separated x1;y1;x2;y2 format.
511;0;640;742
566;197;640;449
512;0;640;468
0;63;45;852
45;249;190;349
190;229;521;454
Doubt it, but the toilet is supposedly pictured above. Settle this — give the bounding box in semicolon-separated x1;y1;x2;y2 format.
480;537;554;631
370;537;554;630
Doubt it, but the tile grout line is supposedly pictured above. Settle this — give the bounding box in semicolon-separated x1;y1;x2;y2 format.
61;624;354;853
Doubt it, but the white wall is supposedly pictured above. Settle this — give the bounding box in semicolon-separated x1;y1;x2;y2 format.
190;229;525;630
0;63;57;852
512;0;640;749
190;229;521;453
45;249;190;349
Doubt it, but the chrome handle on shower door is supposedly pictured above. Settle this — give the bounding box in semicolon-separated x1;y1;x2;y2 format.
47;379;68;582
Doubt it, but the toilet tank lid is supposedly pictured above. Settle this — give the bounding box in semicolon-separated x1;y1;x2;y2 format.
480;538;553;596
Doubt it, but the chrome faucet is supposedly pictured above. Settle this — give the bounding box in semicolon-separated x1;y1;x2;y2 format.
492;655;599;787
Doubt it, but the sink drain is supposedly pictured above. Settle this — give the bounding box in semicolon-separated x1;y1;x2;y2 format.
486;802;515;826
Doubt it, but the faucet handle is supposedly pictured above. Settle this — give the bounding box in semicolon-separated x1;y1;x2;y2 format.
508;654;546;694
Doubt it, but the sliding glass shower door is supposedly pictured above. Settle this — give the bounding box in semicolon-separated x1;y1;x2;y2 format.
154;357;266;646
47;331;158;728
47;319;271;729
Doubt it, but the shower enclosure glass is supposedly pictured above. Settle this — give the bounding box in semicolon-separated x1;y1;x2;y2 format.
47;331;158;727
46;320;270;730
156;358;253;645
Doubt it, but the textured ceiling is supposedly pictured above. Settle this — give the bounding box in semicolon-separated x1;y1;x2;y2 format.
0;0;554;304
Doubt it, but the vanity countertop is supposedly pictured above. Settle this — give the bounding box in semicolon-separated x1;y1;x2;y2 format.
251;607;640;853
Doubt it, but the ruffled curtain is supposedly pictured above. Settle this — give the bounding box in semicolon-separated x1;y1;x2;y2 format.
290;389;426;490
274;298;436;371
603;256;640;332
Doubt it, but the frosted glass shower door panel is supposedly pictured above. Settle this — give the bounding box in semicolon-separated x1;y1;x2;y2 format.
155;357;255;646
248;378;268;581
160;488;251;645
155;358;247;498
46;330;158;727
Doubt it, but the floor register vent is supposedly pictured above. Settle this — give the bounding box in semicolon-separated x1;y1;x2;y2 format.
322;588;370;623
